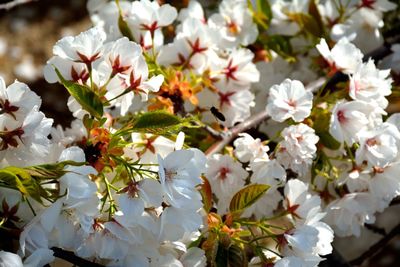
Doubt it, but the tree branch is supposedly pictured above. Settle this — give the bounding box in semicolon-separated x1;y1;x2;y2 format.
319;248;351;267
50;247;105;267
205;110;269;155
390;196;400;206
365;223;387;236
349;223;400;266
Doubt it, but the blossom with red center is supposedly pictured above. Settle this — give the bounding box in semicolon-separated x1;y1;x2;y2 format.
223;59;238;82
316;38;363;75
206;154;247;212
157;149;206;209
208;0;258;48
53;27;106;64
266;79;313;123
126;0;177;50
329;100;376;145
356;122;400;167
0;78;41;122
70;66;90;84
218;91;235;108
349;59;392;109
283;179;322;221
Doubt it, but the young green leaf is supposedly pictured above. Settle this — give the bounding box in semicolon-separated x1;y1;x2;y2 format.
54;68;104;118
289;13;323;37
118;14;135;41
228;244;248;267
215;242;228;267
313;108;341;150
116;0;135;41
25;160;85;180
229;184;270;216
0;167;43;203
261;35;296;62
128;110;196;135
256;0;272;24
198;176;213;213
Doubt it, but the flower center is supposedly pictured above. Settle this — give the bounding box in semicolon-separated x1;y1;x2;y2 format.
0;127;24;150
218;167;230;180
337;110;347;123
0;99;19;119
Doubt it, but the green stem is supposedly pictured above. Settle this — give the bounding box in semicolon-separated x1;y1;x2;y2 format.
103;175;115;219
249;234;277;244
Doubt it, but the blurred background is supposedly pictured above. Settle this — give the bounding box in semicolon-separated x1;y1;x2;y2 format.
0;0;399;266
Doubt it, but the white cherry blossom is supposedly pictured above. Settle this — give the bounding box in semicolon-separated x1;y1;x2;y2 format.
356;123;400;167
53;27;106;64
233;133;269;163
316;38;363;74
349;59;392;108
208;0;258;48
126;0;177;50
0;78;41;122
206;154;247;212
276;124;319;174
329;100;379;145
266;79;313;123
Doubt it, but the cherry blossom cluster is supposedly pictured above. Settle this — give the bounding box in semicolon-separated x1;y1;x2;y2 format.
0;0;399;266
88;0;260;127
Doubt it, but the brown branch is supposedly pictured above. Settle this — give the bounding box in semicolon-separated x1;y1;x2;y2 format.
205;110;269;155
0;227;104;267
319;248;351;267
365;223;387;236
0;0;37;10
389;196;400;206
349;223;400;266
50;247;104;267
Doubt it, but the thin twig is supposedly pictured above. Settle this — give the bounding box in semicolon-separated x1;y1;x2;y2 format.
204;124;223;139
349;223;400;266
319;248;351;267
0;0;37;10
365;223;387;236
205;110;269;155
389;196;400;206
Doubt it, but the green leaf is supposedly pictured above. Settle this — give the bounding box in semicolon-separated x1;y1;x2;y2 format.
54;68;104;118
261;35;295;62
289;12;322;37
199;176;213;213
308;0;324;35
0;169;26;193
313;108;341;150
253;0;272;30
115;0;134;41
118;14;135;41
133;111;181;129
0;167;43;203
228;244;247;267
318;132;341;150
229;184;270;216
26;160;85;180
129;111;196;135
257;0;272;21
215;243;228;267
